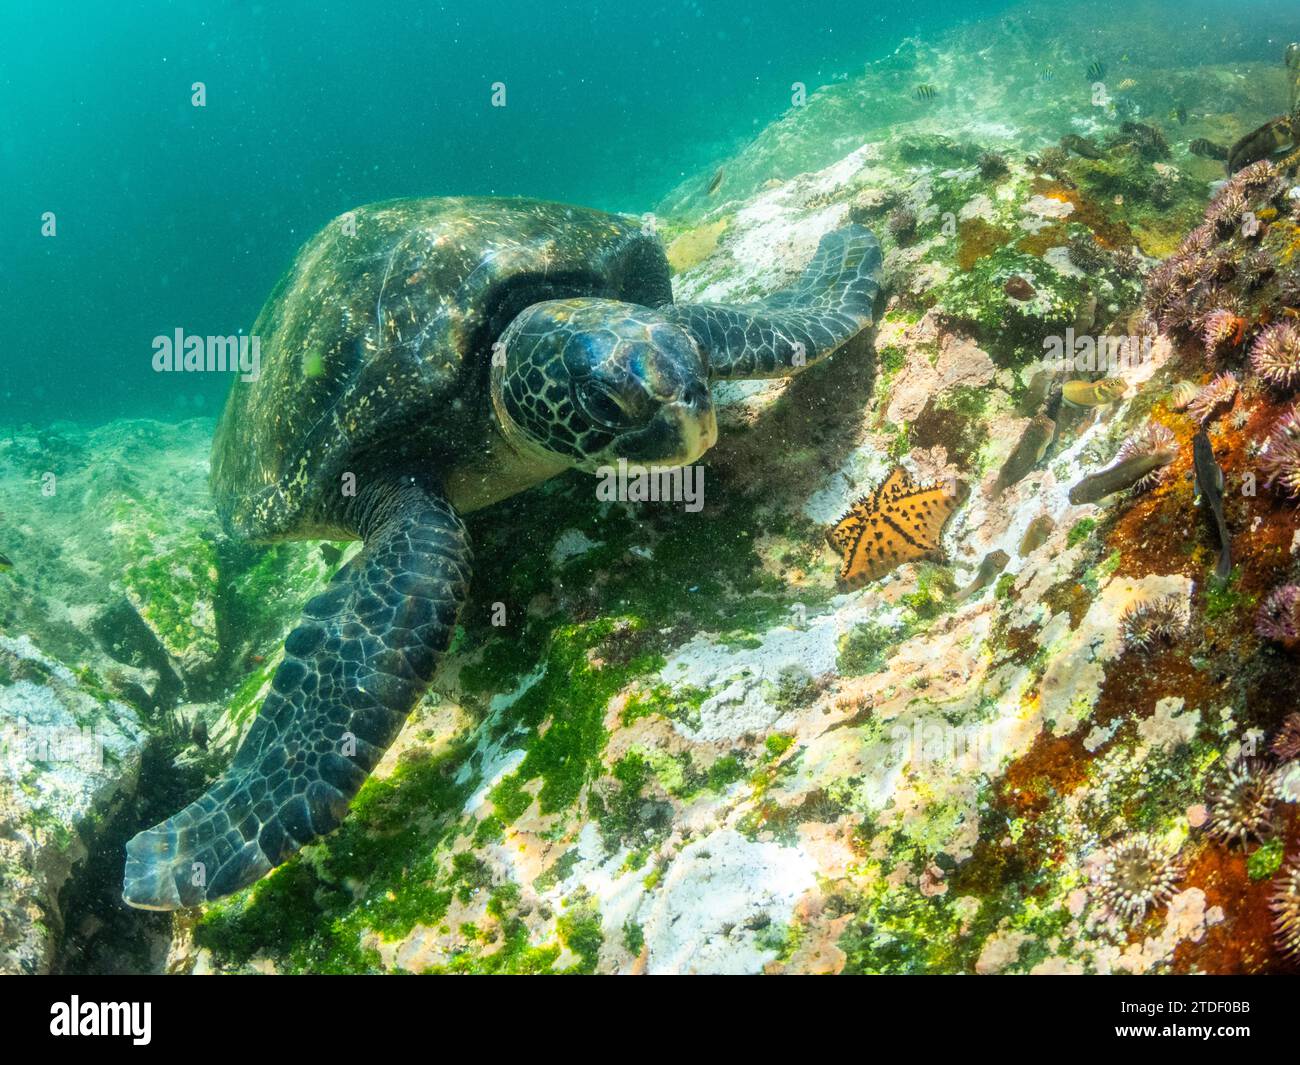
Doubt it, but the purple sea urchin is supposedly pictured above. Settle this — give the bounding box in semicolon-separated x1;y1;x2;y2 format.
1120;593;1189;650
1112;247;1144;279
1256;584;1300;645
1259;405;1300;498
1239;248;1274;290
887;205;917;244
1271;858;1300;960
1115;423;1178;492
1271;712;1300;762
1208;186;1248;233
1186;372;1238;424
977;150;1009;179
1250;321;1300;389
1203;309;1246;358
1205;758;1279;849
1093;834;1184;923
1234;158;1279;191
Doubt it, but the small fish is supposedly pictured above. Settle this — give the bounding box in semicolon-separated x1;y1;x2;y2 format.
1170;105;1188;126
1062;378;1127;408
954;549;1010;603
1227;116;1296;174
1068;448;1176;505
1193;428;1232;581
1060;134;1105;160
1117;78;1137;92
914;84;938;102
706;167;724;195
319;543;344;566
191;716;209;751
992;413;1056;496
1189;137;1229;162
1004;275;1037;300
1086;60;1107;82
1038;65;1055;83
1018;515;1056;557
0;552;11;573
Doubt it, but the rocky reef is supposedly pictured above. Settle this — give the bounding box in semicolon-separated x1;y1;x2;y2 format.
5;7;1300;974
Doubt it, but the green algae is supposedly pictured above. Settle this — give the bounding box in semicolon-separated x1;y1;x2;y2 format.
487;619;662;822
556;901;604;974
838;617;906;676
936;243;1089;364
622;920;645;955
195;741;479;972
1248;838;1285;881
1066;517;1097;548
122;532;220;670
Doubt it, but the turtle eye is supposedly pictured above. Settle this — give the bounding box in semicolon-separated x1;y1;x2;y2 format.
573;377;639;430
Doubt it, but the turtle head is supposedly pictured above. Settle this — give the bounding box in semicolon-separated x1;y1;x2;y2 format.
492;298;717;473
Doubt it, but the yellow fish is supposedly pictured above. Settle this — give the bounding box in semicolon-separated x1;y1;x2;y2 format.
1062;377;1127;407
828;467;960;589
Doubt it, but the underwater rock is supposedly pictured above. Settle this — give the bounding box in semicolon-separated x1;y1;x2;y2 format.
121;533;221;685
0;635;146;974
666;218;729;273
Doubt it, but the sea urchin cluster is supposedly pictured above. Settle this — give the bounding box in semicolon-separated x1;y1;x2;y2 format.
1205;758;1279;849
1093;834;1184;924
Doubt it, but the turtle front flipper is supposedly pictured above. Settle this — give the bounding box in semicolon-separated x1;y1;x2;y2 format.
665;224;883;380
122;478;471;910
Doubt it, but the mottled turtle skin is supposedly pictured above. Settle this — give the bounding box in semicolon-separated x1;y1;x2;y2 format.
124;196;882;910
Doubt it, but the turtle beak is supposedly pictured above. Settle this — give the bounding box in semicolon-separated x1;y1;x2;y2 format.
615;381;717;465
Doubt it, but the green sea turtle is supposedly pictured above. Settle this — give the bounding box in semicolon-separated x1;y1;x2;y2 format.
122;196;883;909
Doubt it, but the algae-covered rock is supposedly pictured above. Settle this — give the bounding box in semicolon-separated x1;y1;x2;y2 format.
0;634;147;974
122;532;221;682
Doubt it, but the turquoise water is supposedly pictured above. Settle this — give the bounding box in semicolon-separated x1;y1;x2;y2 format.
5;0;1296;424
6;0;1018;424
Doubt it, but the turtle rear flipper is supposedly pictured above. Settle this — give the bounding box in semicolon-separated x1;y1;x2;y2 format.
667;224;883;380
122;478;471;910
